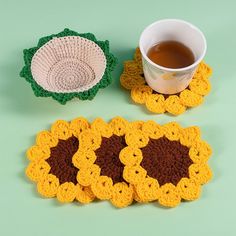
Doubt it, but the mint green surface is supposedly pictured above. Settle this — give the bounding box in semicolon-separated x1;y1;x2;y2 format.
0;0;235;235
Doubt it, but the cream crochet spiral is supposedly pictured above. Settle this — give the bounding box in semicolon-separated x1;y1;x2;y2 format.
31;36;107;93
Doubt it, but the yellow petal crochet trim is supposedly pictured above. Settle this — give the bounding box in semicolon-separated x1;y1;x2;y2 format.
121;120;213;207
70;117;90;138
91;176;113;200
77;164;101;187
26;117;213;208
36;130;58;147
165;96;186;115
51;120;72;140
125;129;149;148
163;122;181;141
119;146;143;167
26;145;50;161
133;186;148;203
79;130;102;150
189;140;212;163
131;85;153;104
57;182;78;203
180;89;203;107
123;165;147;185
76;184;95;204
189;163;213;184
180;126;201;147
109;116;130;136
130;120;145;130
124;60;143;75
91;118;113;138
189;77;211;96
158;183;181;207
120;74;145;90
26;118;94;204
136;177;160;202
120;48;212;115
146;94;165;114
73;149;97;169
26;160;50;182
196;62;212;79
75;118;135;208
37;174;60;198
111;182;134;208
177;178;201;201
142;120;164;139
134;47;143;67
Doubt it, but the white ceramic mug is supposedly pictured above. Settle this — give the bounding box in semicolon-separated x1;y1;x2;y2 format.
139;19;207;94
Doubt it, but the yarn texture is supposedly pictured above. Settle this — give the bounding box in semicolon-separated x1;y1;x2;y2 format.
26;118;95;204
26;117;213;208
73;117;134;208
120;48;212;115
20;28;117;104
121;120;212;207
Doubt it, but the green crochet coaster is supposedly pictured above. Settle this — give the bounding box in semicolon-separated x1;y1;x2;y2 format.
20;28;117;104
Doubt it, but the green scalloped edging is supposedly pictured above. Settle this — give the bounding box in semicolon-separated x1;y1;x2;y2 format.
20;28;118;104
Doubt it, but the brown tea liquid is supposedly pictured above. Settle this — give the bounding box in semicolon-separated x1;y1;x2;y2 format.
147;40;195;69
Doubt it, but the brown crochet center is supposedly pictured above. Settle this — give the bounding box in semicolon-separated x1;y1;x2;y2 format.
46;136;79;184
95;135;126;184
140;137;193;186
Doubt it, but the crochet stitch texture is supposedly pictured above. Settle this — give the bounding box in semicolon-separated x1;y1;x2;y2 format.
26;118;95;203
120;48;212;115
20;28;117;104
25;117;213;208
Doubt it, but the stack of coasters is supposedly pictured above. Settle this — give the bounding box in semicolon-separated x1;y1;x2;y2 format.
26;117;212;208
120;48;212;115
20;28;117;104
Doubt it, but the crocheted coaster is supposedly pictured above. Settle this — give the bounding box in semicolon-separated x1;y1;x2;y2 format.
25;117;213;208
120;48;212;115
25;118;95;203
20;28;117;105
73;117;134;208
121;120;213;207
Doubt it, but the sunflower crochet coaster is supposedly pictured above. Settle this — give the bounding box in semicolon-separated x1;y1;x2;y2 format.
120;48;212;115
73;117;134;208
122;120;213;207
20;28;117;104
25;117;213;208
26;118;95;203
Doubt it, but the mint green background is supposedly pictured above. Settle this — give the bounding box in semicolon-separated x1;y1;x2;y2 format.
0;0;235;235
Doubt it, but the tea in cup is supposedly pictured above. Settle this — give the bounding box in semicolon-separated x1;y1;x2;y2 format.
139;19;207;94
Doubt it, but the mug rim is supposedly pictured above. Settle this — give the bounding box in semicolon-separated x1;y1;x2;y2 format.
139;18;207;72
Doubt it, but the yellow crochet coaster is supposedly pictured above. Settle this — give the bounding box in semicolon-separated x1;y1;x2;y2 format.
25;117;213;208
120;48;212;115
25;118;95;204
74;117;134;208
121;120;212;207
